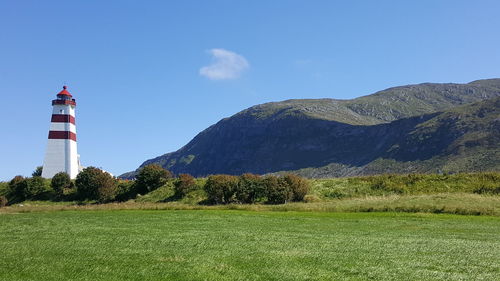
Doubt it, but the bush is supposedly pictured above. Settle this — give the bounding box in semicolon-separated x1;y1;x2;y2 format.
51;172;73;199
174;174;196;198
0;195;7;207
135;164;173;194
8;175;26;200
202;174;310;205
61;187;78;201
0;182;8;196
303;194;321;203
97;181;119;203
76;167;117;203
115;180;138;201
7;176;51;201
23;177;52;200
265;176;293;204
281;174;310;201
473;185;500;195
235;173;265;203
204;175;239;204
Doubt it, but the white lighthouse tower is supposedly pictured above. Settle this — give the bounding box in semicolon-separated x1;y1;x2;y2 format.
41;86;81;179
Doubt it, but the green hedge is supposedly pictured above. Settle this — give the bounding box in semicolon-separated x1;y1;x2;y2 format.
204;174;311;205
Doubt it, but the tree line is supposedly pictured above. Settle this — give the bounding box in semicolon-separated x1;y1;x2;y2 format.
0;164;310;206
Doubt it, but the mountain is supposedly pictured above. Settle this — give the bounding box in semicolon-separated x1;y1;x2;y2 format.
284;96;500;177
121;79;500;178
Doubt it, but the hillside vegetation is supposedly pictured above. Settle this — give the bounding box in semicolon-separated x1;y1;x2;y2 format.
2;171;499;216
122;79;500;178
282;97;500;177
310;172;499;199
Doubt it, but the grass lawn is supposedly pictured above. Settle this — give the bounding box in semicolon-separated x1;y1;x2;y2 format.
0;210;499;280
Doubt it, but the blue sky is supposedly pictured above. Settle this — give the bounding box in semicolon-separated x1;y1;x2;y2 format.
1;0;499;180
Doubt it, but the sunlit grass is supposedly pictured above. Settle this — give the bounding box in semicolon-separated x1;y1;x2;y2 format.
2;193;499;216
0;210;499;280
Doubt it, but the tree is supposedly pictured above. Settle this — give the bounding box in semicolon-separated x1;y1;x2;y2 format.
265;176;293;204
75;167;117;202
32;166;43;177
235;173;265;204
23;177;51;200
8;175;27;200
51;172;73;199
6;176;50;201
135;164;173;194
204;174;239;204
280;174;310;202
115;180;138;202
174;174;196;198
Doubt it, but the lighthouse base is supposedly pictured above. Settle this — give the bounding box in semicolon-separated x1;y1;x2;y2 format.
42;139;79;179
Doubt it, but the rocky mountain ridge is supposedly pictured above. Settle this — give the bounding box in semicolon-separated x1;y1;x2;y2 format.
120;79;500;178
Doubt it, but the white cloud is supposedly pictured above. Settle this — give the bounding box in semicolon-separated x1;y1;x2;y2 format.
199;49;249;80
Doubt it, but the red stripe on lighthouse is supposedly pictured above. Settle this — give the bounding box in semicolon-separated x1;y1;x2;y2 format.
52;100;76;106
51;114;76;124
48;131;77;141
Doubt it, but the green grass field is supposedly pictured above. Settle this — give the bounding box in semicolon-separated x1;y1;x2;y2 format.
1;210;499;280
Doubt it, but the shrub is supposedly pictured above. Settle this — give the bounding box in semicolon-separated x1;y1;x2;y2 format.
0;195;7;207
8;175;26;200
97;181;119;203
281;174;310;201
265;176;293;204
22;176;52;200
61;187;78;201
135;164;173;194
473;185;500;195
303;194;321;203
203;174;306;205
115;180;138;201
0;182;8;196
174;174;196;198
204;175;239;204
235;173;265;204
76;167;117;202
51;172;73;199
76;167;101;200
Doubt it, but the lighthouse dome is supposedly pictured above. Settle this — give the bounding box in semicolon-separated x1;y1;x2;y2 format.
57;86;73;99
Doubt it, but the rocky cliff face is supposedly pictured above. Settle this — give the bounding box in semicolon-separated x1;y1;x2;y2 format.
121;79;500;178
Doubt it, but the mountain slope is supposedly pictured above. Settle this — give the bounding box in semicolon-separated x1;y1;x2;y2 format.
287;97;500;177
234;78;500;125
121;79;500;178
343;78;500;123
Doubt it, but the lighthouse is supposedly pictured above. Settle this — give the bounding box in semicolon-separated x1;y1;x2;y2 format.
41;86;81;179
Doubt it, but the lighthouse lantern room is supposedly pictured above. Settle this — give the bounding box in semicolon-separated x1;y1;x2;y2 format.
41;86;81;179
